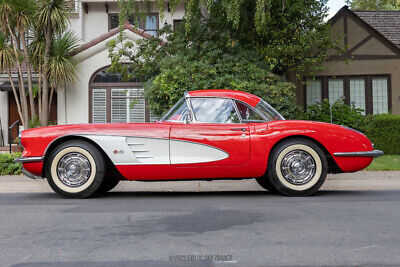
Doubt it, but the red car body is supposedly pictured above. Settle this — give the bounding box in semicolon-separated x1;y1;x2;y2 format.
18;90;379;182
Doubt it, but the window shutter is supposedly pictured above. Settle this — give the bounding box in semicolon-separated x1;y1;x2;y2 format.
128;89;146;123
92;89;107;123
111;89;128;123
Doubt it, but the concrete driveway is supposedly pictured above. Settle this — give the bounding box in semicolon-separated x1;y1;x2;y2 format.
1;172;400;266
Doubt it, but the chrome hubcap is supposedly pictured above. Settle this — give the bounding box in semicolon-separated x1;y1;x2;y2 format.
281;150;316;185
57;152;91;187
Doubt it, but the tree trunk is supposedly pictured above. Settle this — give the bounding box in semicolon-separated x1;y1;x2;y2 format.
48;86;54;115
41;23;52;126
20;27;36;119
38;60;42;124
6;17;29;128
7;70;25;127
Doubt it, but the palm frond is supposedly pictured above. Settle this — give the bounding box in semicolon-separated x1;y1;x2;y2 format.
0;30;15;71
48;30;79;87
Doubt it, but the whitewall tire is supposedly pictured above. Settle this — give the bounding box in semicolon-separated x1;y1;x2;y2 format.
46;140;106;198
267;138;327;196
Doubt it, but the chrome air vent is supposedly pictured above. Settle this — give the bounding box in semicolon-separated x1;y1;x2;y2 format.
125;137;154;161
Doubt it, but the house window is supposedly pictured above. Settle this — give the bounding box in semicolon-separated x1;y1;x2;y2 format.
328;79;344;104
372;77;388;114
305;75;390;114
350;78;366;114
89;66;158;123
173;19;183;31
92;89;107;123
109;13;159;36
111;89;146;123
306;80;322;106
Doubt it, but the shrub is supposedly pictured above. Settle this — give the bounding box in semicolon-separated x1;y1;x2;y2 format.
363;114;400;155
0;153;22;175
298;99;366;131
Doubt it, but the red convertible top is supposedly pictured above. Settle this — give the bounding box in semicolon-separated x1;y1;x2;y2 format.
187;89;261;107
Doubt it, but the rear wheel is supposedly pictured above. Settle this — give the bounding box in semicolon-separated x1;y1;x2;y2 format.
46;140;106;198
267;138;327;197
255;175;277;193
97;176;120;194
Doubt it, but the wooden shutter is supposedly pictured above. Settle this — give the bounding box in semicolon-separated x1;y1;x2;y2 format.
92;89;107;123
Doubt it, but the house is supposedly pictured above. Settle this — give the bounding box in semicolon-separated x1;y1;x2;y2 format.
301;6;400;115
0;0;185;145
1;3;399;146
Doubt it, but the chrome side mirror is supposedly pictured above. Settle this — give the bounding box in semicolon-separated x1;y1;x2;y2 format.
183;113;192;124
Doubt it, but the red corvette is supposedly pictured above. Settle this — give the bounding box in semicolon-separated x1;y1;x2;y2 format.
16;89;382;198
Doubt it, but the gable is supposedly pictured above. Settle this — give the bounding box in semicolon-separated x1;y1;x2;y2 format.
347;16;369;50
73;21;166;63
328;6;400;61
352;37;396;55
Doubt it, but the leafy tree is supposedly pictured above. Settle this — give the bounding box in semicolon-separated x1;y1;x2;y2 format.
118;0;336;75
108;21;299;118
346;0;400;10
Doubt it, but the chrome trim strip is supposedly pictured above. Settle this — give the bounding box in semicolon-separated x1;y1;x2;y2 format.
14;156;44;163
333;150;383;158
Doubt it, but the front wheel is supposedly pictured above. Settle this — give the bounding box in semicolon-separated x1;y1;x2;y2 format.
267;138;328;196
46;140;106;198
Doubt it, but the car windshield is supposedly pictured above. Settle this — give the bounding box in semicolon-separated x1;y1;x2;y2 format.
255;100;284;121
162;97;191;122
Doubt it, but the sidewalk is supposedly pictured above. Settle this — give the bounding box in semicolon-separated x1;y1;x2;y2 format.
1;171;400;193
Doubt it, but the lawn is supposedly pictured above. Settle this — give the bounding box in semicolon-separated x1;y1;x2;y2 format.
366;155;400;171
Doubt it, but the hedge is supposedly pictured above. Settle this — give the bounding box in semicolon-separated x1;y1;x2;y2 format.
363;114;400;155
0;153;22;175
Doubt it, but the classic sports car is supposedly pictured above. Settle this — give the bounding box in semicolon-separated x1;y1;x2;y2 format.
16;89;383;198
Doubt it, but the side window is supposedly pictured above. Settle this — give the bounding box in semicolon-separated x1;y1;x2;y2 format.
235;101;264;122
190;98;240;123
163;98;191;122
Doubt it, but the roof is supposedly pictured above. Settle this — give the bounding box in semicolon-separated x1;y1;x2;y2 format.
353;10;400;48
74;21;166;55
187;89;261;107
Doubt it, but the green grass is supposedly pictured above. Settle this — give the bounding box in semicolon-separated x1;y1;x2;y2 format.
366;155;400;171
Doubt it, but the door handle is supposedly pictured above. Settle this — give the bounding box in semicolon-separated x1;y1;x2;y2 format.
231;127;247;132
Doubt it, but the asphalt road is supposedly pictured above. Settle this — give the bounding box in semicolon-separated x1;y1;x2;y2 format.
1;173;400;266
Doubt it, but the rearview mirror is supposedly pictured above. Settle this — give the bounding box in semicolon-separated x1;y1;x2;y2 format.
183;113;192;124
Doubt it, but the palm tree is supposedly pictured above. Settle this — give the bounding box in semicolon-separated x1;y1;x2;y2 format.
37;0;69;126
0;0;30;127
12;0;37;119
47;30;79;115
0;31;26;127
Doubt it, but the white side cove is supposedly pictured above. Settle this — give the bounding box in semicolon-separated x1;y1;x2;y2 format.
169;140;229;164
79;135;229;165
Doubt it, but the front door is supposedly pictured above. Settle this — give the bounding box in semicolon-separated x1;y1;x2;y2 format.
169;97;251;166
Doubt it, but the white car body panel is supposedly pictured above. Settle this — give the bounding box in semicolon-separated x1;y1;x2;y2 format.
79;135;229;165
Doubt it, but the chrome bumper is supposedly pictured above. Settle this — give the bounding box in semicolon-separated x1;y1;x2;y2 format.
14;156;44;163
21;168;43;179
333;150;384;158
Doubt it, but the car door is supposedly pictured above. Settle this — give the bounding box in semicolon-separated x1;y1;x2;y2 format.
169;97;251;166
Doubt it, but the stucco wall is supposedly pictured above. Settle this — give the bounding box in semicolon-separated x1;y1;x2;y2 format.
0;91;8;145
64;48;110;124
301;10;400;114
78;2;185;43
